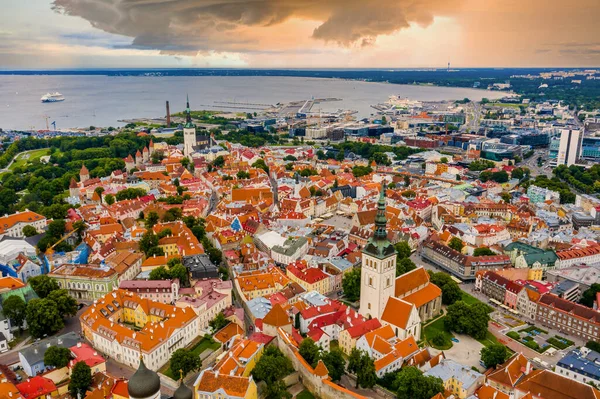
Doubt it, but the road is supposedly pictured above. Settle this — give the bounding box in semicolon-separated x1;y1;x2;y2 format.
0;148;50;173
520;148;551;177
461;102;482;133
0;304;89;366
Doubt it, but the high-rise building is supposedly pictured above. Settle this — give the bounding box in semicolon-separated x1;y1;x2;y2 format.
556;128;583;166
359;183;397;319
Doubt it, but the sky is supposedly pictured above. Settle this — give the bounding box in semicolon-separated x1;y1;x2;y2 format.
1;0;600;69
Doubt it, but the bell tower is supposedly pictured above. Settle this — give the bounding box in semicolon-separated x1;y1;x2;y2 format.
183;95;196;157
359;182;397;319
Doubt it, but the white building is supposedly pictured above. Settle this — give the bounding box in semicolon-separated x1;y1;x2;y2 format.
0;211;46;239
556;128;583;166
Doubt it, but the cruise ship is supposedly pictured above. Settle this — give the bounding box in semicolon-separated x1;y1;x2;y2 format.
41;92;65;103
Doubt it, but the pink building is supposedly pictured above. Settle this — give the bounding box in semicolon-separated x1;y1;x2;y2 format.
504;280;522;309
119;279;180;304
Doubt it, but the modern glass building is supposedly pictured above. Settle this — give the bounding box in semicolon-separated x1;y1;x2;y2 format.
581;136;600;160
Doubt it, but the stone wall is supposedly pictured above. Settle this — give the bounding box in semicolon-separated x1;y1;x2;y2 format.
276;328;368;399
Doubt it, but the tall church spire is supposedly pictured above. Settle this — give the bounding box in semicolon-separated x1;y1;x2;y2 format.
185;94;193;128
362;180;395;259
374;181;388;240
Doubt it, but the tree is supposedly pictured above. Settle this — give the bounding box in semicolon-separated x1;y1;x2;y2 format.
586;341;600;352
381;115;387;125
94;187;105;202
500;192;511;203
28;275;59;298
396;258;416;277
47;289;78;318
474;247;495;257
73;220;86;241
404;175;411;187
440;157;448;164
448;237;464;252
145;211;160;228
212;156;225;168
351;165;373;178
347;348;362;375
26;298;64;338
139;231;159;255
236;170;250;179
356;353;377;389
395;367;444;399
480;344;509;369
104;194;115;205
147;246;165;257
430;272;462;305
251;159;269;173
163;207;183;222
47;219;66;238
22;225;38;237
169;264;190;287
209;312;229;332
44;346;71;369
321;349;345;382
395;241;411;259
157;228;172;239
299;338;320;368
264;380;291;399
370;152;391;166
2;295;26;330
170;349;201;377
69;361;92;398
252;346;293;384
149;266;171;280
491;170;509;183
581;284;600;307
445;301;492;340
342;268;361;302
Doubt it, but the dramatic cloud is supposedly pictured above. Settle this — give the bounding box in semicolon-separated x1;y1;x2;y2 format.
51;0;461;53
2;0;600;68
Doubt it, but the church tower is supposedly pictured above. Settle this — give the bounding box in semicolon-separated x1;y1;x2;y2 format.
359;182;397;319
183;95;196;157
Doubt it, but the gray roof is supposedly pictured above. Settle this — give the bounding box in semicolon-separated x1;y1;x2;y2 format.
19;332;80;366
424;359;483;389
271;237;308;257
182;254;218;279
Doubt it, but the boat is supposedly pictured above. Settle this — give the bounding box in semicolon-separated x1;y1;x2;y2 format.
41;92;65;103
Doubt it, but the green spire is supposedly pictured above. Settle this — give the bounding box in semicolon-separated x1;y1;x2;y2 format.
373;181;388;240
362;180;396;259
184;94;194;129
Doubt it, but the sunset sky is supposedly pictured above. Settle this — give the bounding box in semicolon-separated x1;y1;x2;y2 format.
2;0;600;69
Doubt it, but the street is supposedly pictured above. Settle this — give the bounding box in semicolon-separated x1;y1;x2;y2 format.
0;304;89;366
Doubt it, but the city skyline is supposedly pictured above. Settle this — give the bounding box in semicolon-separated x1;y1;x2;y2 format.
2;0;600;69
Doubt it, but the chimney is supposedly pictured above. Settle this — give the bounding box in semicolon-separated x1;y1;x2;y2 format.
166;101;171;128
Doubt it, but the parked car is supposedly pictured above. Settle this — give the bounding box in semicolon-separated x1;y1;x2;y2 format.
451;338;460;343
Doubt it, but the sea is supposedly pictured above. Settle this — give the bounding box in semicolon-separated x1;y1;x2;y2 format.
0;75;506;130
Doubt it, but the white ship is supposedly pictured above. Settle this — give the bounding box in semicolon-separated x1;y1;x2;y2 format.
41;92;65;103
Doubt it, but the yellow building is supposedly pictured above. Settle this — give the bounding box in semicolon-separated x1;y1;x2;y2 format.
286;260;330;295
194;369;257;399
80;289;199;371
424;359;484;399
233;267;289;302
213;337;264;378
338;318;382;355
